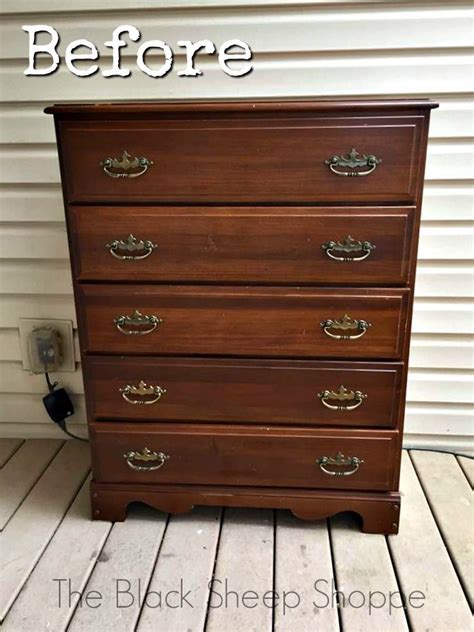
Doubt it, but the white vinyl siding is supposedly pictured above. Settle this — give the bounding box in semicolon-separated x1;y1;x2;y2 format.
0;1;473;451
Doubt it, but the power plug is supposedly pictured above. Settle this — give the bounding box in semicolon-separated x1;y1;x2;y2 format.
23;325;85;442
43;387;74;423
27;327;62;373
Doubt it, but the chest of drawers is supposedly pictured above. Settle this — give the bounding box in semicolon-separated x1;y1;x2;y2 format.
46;99;437;534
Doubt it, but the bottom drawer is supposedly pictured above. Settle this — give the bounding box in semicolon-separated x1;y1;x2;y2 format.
91;423;400;491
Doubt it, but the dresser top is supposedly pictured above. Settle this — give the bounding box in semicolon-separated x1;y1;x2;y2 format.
45;98;438;116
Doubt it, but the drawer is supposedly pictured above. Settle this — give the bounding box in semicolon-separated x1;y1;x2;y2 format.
90;423;400;491
85;357;404;428
71;206;415;285
78;285;409;359
59;115;425;204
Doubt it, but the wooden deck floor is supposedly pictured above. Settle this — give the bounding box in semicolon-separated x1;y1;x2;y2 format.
0;439;472;632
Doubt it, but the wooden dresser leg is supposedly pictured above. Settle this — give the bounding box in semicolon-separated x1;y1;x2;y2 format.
359;495;401;535
90;482;127;522
90;482;197;521
289;492;401;535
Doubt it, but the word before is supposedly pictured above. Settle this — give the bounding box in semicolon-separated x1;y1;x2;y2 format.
22;25;253;78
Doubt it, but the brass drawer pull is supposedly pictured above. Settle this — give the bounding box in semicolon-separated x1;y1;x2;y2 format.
316;451;364;477
123;447;169;471
101;150;153;179
318;385;367;411
120;380;166;405
106;234;157;261
114;310;162;336
321;313;371;340
322;235;375;262
325;147;381;177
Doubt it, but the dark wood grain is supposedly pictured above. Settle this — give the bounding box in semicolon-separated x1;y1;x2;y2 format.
78;285;410;359
90;422;399;491
59;115;424;204
85;357;404;428
45;98;438;116
71;206;415;285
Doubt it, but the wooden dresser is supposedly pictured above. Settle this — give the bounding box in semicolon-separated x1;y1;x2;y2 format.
46;99;437;534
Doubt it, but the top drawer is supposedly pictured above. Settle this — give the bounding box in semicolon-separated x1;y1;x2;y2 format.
58;115;425;204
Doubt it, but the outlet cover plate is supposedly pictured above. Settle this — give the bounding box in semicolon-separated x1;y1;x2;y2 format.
19;319;76;373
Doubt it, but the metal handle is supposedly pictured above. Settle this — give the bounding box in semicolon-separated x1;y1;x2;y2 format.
322;235;375;262
318;386;367;411
325;147;381;177
106;234;157;261
101;150;153;179
120;381;166;405
123;447;169;471
114;310;162;336
321;313;371;340
316;451;364;477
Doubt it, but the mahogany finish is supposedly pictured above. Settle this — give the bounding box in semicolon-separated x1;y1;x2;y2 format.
85;357;404;428
58;115;424;204
90;482;402;534
79;285;410;359
71;206;415;285
91;423;399;491
47;98;437;534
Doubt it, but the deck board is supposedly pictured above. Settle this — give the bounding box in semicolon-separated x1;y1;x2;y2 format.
411;450;474;608
0;446;472;631
330;513;409;631
67;505;168;632
205;508;274;632
0;438;24;467
0;441;90;622
273;512;339;632
136;507;222;632
1;475;111;632
388;451;473;631
0;439;63;529
457;455;474;487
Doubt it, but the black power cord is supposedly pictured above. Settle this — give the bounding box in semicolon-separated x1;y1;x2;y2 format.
55;418;88;442
45;371;58;392
43;371;88;442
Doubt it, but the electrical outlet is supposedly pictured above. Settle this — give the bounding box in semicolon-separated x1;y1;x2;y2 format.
19;319;76;372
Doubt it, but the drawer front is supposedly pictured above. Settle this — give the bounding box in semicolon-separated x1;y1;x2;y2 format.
91;423;400;491
79;285;409;359
60;115;424;204
85;357;403;428
71;206;415;285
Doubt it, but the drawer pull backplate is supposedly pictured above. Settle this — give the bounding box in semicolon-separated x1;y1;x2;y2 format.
321;313;372;340
322;235;375;262
120;380;166;405
106;234;157;261
316;451;364;477
318;385;367;411
101;150;153;178
114;310;162;336
123;447;169;471
325;147;381;177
